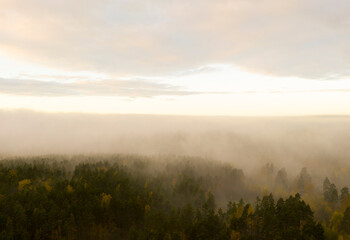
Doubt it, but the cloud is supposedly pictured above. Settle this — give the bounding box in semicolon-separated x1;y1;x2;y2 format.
0;0;350;78
269;89;350;94
0;77;203;97
173;65;228;77
1;76;348;99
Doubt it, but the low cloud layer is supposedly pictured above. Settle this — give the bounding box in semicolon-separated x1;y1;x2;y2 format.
1;110;350;187
1;0;350;78
1;76;349;98
0;77;201;97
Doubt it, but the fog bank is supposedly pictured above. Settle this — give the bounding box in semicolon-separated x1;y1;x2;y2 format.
1;110;350;185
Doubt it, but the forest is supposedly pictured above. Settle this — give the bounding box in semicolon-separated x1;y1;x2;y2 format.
0;154;349;240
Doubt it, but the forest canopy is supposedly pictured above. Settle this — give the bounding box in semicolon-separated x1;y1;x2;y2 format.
0;155;349;239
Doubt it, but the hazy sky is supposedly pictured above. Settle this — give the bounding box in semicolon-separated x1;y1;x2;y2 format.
1;0;350;115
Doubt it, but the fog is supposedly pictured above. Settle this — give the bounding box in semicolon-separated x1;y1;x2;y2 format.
1;109;350;187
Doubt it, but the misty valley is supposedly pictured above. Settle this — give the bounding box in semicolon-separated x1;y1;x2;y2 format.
0;154;349;240
1;113;350;239
2;0;350;238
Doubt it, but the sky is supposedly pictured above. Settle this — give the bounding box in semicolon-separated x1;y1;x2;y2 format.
1;0;350;116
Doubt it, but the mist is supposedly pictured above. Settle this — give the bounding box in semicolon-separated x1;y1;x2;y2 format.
1;110;350;187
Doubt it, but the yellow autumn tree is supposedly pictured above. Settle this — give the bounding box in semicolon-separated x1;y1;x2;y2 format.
100;193;112;207
44;180;52;192
230;230;240;240
18;179;31;191
8;169;16;176
67;185;74;193
330;211;344;232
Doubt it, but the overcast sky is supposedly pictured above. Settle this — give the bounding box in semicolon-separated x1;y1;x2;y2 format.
1;0;350;115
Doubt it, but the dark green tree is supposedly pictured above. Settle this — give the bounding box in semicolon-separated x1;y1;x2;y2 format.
275;168;288;190
341;207;350;234
297;168;313;193
340;187;349;203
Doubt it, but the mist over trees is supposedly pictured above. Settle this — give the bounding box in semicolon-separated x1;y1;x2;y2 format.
1;110;350;180
1;111;350;239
